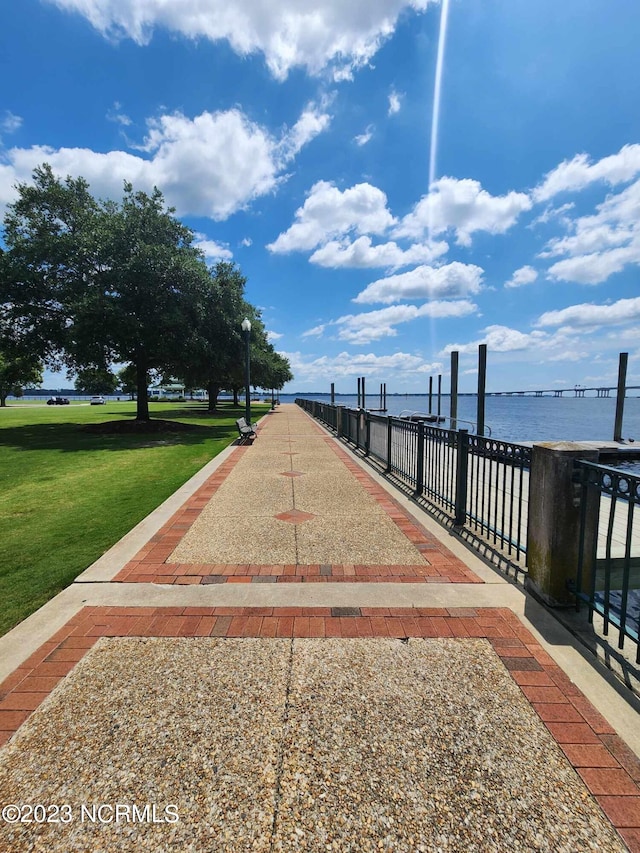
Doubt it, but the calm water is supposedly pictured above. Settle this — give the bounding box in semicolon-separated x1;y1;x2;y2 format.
286;393;640;445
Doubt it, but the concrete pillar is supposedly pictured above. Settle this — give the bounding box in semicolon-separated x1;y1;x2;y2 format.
526;442;600;606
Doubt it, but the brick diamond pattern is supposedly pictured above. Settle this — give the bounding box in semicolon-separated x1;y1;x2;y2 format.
274;509;316;524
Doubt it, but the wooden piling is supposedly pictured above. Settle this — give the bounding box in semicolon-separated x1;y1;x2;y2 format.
477;344;487;437
450;351;459;431
613;352;628;442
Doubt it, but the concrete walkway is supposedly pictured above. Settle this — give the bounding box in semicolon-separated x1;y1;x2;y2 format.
1;404;639;852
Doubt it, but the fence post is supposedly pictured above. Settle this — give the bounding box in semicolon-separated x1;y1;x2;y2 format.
365;413;371;456
386;416;392;473
415;421;425;496
454;429;469;526
526;443;600;606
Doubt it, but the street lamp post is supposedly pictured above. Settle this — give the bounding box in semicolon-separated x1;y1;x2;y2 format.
241;318;252;424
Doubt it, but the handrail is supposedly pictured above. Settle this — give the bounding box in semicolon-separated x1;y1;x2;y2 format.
397;411;492;437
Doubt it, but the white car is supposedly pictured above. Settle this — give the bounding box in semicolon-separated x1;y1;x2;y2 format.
90;396;105;405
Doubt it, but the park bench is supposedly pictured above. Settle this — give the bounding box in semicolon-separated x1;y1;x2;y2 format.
235;417;256;444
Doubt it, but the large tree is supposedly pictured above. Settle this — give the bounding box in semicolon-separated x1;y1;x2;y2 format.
0;253;45;405
1;167;101;373
74;366;118;395
0;349;43;407
116;364;138;400
174;262;291;412
2;166;210;420
176;262;248;412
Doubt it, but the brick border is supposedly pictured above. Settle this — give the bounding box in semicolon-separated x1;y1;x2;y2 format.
111;425;481;585
0;606;638;850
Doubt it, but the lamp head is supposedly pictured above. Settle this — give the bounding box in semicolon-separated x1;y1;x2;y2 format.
241;318;252;332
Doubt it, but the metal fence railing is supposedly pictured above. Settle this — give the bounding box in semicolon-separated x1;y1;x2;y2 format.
573;460;640;663
296;399;531;571
466;436;531;564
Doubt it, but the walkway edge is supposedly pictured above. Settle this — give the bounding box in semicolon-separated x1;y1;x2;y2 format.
75;441;243;583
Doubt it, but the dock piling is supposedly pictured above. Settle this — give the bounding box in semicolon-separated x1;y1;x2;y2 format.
477;344;487;437
613;352;628;442
450;351;459;432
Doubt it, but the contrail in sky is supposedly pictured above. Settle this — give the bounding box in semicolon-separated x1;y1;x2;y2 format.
427;0;451;365
429;0;451;192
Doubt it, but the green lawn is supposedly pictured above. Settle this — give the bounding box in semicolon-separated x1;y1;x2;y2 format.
0;401;268;636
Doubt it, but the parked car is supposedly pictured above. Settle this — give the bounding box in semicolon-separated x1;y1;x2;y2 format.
90;396;105;405
47;396;70;405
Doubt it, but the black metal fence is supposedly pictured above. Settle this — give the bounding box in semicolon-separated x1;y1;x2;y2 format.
297;399;530;570
573;460;640;662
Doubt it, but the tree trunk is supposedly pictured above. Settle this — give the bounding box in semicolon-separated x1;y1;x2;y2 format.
233;387;239;406
135;355;150;421
207;382;219;413
0;394;7;407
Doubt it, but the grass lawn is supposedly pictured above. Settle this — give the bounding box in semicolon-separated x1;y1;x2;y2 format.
0;400;269;637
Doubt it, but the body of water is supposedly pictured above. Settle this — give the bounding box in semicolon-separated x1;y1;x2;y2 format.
286;393;640;445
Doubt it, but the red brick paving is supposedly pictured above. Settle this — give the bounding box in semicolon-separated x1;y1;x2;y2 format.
0;604;638;849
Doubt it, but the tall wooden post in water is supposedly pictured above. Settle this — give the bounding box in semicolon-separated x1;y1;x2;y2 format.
613;352;628;442
450;351;459;431
477;344;487;437
428;377;433;414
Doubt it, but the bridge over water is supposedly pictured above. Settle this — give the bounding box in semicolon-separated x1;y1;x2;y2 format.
489;385;640;398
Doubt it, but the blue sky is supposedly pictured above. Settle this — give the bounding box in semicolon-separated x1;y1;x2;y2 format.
2;0;640;393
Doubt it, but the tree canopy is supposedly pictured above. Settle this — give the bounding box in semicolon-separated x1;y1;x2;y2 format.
0;348;43;407
1;166;292;420
74;366;118;395
174;261;292;411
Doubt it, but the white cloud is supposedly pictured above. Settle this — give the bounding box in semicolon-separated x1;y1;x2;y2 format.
0;105;329;220
269;174;531;271
530;202;575;227
1;111;23;135
240;237;253;247
546;244;640;285
336;300;477;344
394;176;532;246
193;235;233;262
354;262;484;304
442;325;548;355
301;324;327;338
45;0;435;81
544;350;590;364
276;103;332;162
267;180;396;253
533;143;640;203
267;330;283;342
388;89;402;115
310;236;448;269
354;125;374;146
505;265;538;289
282;349;440;384
536;296;640;329
106;102;132;127
542;178;640;284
